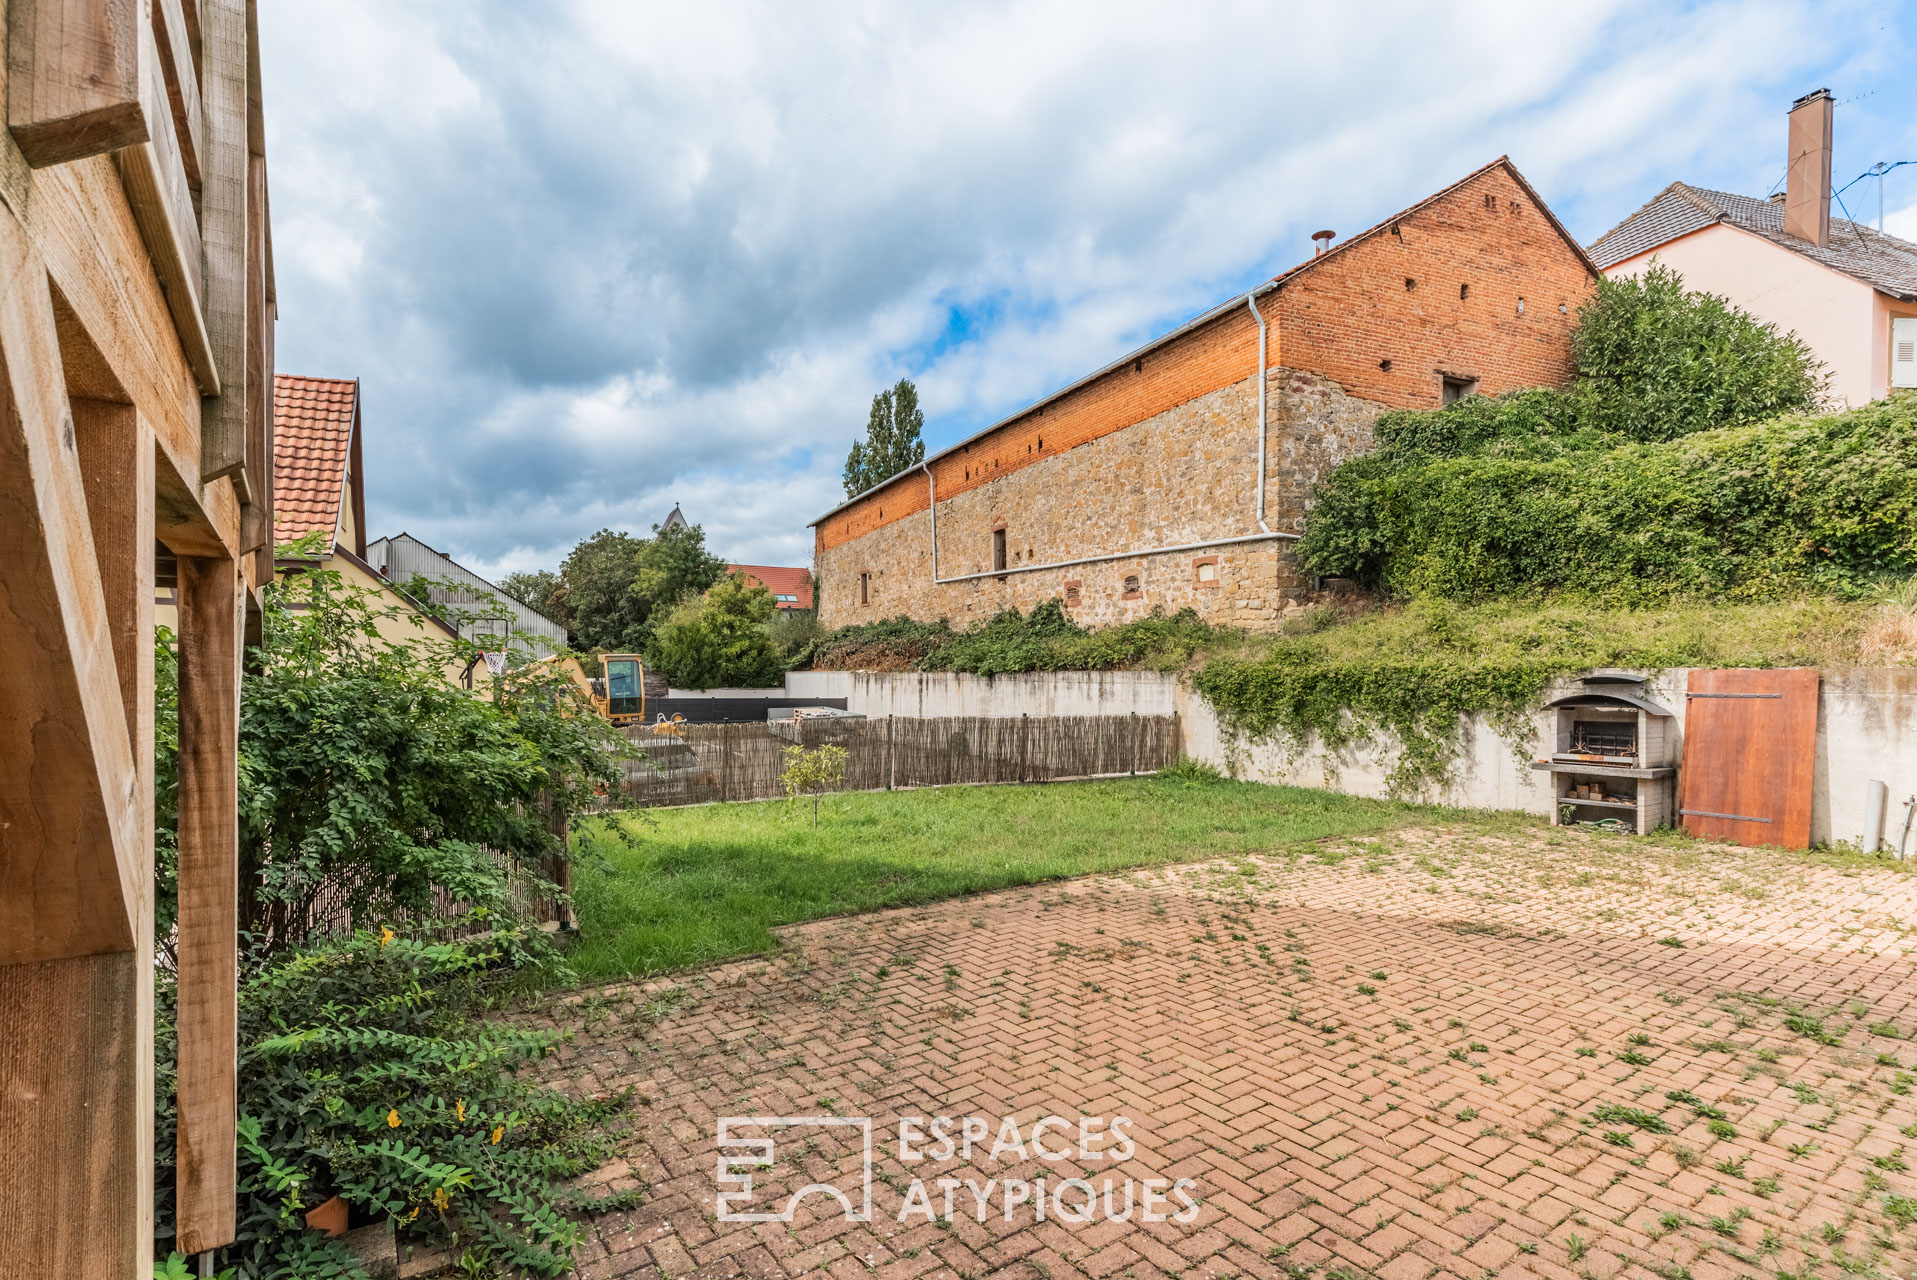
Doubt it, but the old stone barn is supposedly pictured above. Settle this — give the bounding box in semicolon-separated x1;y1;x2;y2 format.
811;159;1598;629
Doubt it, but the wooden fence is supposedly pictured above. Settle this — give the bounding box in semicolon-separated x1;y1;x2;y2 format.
618;714;1180;808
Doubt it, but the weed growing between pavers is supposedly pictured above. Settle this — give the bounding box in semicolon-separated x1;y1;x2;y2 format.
532;820;1917;1280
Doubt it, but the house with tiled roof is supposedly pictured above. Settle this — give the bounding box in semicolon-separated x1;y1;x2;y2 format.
152;374;469;682
728;564;814;610
274;374;368;558
810;157;1597;630
1590;89;1917;407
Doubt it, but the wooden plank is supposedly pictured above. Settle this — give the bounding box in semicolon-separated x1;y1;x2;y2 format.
151;0;203;191
0;954;146;1275
174;550;241;1255
0;217;141;962
33;159;232;552
196;0;246;481
6;0;147;168
0;399;154;1280
1679;668;1820;849
113;15;216;394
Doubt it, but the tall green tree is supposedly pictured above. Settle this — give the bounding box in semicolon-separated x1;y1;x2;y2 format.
552;529;649;651
648;572;784;689
497;568;560;620
843;377;926;497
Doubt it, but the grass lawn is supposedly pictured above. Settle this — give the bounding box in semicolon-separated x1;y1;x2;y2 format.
566;774;1417;978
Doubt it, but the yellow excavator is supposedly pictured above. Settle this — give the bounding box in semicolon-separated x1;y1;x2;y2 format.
548;653;687;737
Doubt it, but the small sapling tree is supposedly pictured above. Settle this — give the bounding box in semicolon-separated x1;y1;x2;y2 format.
780;743;848;827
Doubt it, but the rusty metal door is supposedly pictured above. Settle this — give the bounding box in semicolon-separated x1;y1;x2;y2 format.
1679;668;1819;848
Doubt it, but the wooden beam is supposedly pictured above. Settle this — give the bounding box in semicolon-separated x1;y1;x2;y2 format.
151;0;202;192
113;15;216;394
173;549;241;1255
34;160;233;554
6;0;146;168
196;0;245;481
0;218;141;963
0;398;154;1280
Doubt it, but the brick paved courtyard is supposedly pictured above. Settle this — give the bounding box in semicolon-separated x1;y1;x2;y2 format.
535;822;1917;1280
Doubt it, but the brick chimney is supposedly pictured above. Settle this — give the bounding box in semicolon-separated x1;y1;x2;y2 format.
1785;88;1832;247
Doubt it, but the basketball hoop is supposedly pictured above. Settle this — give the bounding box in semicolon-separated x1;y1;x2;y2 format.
483;651;509;677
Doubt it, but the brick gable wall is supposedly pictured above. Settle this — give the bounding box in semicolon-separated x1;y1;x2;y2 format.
812;161;1595;623
1272;164;1592;407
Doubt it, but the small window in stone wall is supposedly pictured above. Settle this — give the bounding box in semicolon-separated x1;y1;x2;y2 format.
1193;556;1219;587
992;527;1007;574
1122;574;1142;600
859;571;870;606
1063;579;1082;607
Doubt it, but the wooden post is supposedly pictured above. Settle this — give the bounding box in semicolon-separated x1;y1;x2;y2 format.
174;552;241;1255
197;0;248;481
886;715;894;791
0;400;155;1279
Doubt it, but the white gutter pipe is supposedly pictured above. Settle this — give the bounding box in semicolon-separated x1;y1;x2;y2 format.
917;289;1295;586
1246;289;1272;533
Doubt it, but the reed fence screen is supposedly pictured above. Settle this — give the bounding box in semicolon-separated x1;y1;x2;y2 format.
618;714;1180;809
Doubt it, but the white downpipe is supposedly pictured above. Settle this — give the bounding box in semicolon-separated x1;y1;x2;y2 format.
918;287;1296;590
1246;289;1272;534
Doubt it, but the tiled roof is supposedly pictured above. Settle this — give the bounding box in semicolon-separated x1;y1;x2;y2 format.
729;564;814;609
273;374;358;549
1588;182;1917;300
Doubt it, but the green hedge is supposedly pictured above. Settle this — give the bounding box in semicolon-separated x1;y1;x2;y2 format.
1300;394;1917;603
800;600;1220;676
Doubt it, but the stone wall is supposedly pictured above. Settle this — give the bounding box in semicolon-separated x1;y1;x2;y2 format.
815;367;1381;629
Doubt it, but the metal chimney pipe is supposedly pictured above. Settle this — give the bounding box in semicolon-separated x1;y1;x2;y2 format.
1311;229;1335;256
1785;88;1833;247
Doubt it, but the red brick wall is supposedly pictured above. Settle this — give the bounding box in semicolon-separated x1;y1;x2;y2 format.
1273;164;1594;408
815;161;1593;558
817;305;1259;555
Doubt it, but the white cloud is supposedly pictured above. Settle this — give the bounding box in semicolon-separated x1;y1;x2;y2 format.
256;0;1893;575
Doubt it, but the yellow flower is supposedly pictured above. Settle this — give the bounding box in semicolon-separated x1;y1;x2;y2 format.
490;1125;504;1145
407;1206;420;1222
387;1108;401;1129
432;1187;450;1212
379;926;395;947
455;1099;465;1122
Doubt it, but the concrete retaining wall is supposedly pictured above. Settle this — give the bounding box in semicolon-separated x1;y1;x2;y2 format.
791;668;1917;850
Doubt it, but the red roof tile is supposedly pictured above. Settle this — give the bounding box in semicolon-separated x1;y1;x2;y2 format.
273;374;358;549
728;563;814;609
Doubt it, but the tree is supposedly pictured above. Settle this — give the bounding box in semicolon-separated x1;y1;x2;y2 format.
843;377;926;497
1572;262;1827;441
498;569;561;620
550;522;727;653
636;520;726;612
779;743;848;827
552;528;648;650
648;572;784;689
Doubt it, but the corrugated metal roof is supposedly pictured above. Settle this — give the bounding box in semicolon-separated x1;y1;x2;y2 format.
1589;181;1917;300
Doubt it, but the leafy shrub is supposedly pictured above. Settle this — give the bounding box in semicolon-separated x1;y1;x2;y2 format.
155;570;623;954
1299;264;1855;601
154;927;633;1277
802;601;1222;676
1301;395;1917;602
780;743;848;826
648;571;786;688
1571;263;1826;441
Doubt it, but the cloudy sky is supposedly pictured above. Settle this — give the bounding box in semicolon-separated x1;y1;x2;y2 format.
259;0;1917;579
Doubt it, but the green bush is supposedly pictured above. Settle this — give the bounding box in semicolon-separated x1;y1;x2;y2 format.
154;927;633;1278
1571;263;1826;441
154;570;624;954
1301;395;1917;602
800;600;1223;676
647;571;785;688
